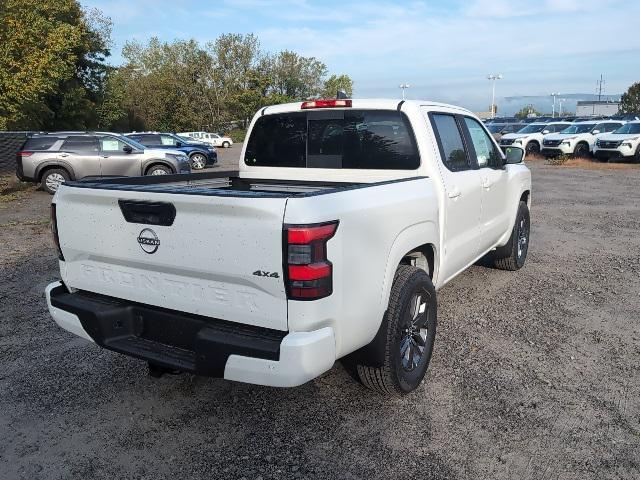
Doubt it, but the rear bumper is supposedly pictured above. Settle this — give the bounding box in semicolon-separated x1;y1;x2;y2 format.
45;282;335;387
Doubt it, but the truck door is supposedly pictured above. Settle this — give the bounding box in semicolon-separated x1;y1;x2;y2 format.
426;111;484;282
461;117;511;251
98;135;143;177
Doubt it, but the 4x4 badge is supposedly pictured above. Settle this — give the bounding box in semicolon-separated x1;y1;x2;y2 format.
137;228;160;254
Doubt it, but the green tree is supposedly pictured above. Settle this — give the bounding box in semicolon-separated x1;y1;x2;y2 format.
320;74;354;98
619;82;640;113
0;0;111;130
515;105;541;119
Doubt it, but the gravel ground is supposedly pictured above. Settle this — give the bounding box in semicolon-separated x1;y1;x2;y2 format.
1;156;639;480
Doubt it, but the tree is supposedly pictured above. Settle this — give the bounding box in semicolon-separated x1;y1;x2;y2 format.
619;82;640;114
515;105;541;119
0;0;111;130
321;74;354;98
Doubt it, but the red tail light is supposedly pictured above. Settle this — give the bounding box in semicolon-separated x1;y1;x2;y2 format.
50;204;65;261
301;99;352;109
284;221;338;300
18;151;33;157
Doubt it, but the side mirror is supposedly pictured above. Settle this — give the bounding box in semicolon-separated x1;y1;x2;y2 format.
504;146;525;164
175;141;183;147
542;129;550;134
122;145;133;153
591;129;600;135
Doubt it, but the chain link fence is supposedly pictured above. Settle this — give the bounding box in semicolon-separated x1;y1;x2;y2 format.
0;132;34;174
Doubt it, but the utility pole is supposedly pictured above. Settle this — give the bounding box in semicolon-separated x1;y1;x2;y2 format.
551;93;558;118
559;98;567;116
399;83;411;100
595;74;605;116
487;74;502;118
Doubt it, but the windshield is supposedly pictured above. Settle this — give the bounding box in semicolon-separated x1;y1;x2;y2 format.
560;124;596;134
518;124;546;134
487;124;505;133
613;123;640;134
245;109;420;169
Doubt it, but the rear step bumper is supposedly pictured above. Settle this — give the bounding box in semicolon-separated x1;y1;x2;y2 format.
45;282;335;387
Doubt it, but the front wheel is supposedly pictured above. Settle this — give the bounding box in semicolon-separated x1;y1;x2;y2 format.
573;142;590;158
146;165;172;176
190;153;207;170
222;141;231;148
492;200;530;270
525;141;540;156
351;265;437;396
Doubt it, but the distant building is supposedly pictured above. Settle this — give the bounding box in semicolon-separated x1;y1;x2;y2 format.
575;100;620;117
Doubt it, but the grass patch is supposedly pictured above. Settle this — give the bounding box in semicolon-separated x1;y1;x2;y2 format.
0;174;36;203
545;156;640;170
0;218;50;228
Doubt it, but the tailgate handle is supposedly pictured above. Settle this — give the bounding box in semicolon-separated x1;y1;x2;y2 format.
118;200;176;226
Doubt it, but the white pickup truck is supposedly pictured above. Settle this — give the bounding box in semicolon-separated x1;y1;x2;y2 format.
46;99;531;395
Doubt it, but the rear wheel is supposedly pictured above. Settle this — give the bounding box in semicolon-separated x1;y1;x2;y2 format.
146;164;171;176
190;153;207;170
634;145;640;164
492;200;530;270
222;141;231;148
351;265;437;396
40;168;69;194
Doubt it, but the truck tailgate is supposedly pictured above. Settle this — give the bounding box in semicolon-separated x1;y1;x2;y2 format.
54;185;289;331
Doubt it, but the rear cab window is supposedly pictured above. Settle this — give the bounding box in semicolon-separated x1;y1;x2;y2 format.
245;109;420;170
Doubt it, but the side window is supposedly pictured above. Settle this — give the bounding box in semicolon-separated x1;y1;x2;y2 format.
463;117;502;169
160;135;177;146
61;136;98;154
138;134;159;145
431;114;470;171
99;136;128;152
192;133;200;138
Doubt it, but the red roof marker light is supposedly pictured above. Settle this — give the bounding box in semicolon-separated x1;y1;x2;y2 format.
301;99;352;109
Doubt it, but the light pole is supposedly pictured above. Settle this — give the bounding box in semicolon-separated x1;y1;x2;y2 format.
487;74;502;118
399;83;411;100
558;98;567;116
551;92;559;118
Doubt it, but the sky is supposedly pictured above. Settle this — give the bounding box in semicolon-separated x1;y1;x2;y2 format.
84;0;640;114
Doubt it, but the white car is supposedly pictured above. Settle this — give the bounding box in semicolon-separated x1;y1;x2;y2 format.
593;121;640;162
540;120;625;157
46;99;531;395
499;122;571;155
179;131;233;148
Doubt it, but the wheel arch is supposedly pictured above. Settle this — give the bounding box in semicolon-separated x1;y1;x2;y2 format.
36;161;76;182
379;221;439;320
143;160;175;175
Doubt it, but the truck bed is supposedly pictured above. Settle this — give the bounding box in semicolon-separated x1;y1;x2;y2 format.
67;170;373;198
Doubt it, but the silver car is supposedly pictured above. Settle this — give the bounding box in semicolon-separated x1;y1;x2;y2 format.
16;132;191;194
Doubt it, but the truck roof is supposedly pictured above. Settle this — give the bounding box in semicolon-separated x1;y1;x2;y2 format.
262;99;474;116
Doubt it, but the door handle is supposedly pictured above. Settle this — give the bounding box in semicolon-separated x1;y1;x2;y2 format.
59;153;69;158
447;187;461;199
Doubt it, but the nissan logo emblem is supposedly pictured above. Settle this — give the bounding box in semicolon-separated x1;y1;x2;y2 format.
137;228;160;254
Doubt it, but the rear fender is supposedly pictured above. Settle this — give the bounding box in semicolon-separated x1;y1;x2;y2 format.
35;160;77;181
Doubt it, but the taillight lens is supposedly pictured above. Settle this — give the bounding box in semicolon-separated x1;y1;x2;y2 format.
284;221;338;300
50;204;64;261
18;151;33;157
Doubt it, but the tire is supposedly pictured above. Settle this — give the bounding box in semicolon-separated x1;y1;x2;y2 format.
145;164;172;176
573;142;590;158
492;200;530;270
40;168;69;194
525;141;540;156
222;141;231;148
353;265;437;395
634;145;640;164
189;153;207;170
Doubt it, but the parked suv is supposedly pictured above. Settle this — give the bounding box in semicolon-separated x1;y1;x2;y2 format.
124;132;217;170
541;120;625;157
500;122;571;155
16;132;191;194
486;123;525;141
592;121;640;162
179;131;233;148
